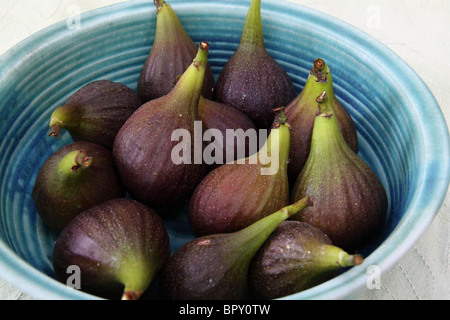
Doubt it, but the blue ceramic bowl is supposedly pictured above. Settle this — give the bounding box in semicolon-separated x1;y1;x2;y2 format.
0;0;449;300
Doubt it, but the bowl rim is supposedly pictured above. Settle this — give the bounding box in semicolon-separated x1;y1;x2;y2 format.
0;0;449;300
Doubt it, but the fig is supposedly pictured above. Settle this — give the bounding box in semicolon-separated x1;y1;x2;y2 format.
32;141;125;233
249;221;364;299
113;42;210;210
137;0;215;103
52;198;171;300
198;96;258;167
214;0;297;129
48;80;142;150
290;92;388;250
159;196;313;300
188;108;290;236
285;58;358;182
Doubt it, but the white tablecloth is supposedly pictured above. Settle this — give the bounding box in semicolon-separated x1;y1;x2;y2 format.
0;0;449;300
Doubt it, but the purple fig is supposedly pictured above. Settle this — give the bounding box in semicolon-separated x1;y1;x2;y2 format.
290;93;388;250
159;197;312;300
48;80;142;150
52;198;170;300
32;141;125;233
285;58;358;183
214;0;297;129
113;42;210;210
137;0;215;103
188;108;290;236
198;96;258;167
249;221;364;299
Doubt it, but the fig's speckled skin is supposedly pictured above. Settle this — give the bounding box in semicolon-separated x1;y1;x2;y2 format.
114;43;210;210
215;45;297;129
249;221;363;299
52;198;170;300
198;96;258;168
137;0;215;103
159;198;312;300
291;110;387;251
32;141;125;233
188;120;290;236
285;59;358;184
214;0;296;129
49;80;142;150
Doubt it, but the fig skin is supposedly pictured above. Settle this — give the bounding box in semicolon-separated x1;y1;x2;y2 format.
214;0;297;129
159;197;312;300
188;109;290;236
285;59;358;183
137;0;215;103
113;43;210;210
52;198;171;300
48;80;142;150
291;103;388;251
32;141;125;233
249;221;364;299
198;96;258;168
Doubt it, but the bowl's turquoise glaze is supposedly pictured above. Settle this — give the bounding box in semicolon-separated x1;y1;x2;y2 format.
0;0;448;300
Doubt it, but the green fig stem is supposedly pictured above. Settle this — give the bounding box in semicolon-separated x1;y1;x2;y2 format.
272;107;289;128
170;42;209;112
315;244;364;269
153;0;166;11
48;104;80;138
282;196;313;219
258;109;290;172
240;0;264;47
194;41;209;68
311;110;348;150
57;150;92;176
48;118;62;138
118;256;156;301
299;59;335;107
154;0;182;39
121;291;143;301
237;197;313;257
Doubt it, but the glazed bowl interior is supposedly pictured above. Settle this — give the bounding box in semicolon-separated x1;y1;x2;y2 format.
0;0;449;300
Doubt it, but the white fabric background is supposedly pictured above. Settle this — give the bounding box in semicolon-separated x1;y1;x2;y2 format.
0;0;448;300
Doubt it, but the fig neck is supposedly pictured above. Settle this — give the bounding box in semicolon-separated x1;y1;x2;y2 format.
154;0;191;44
302;59;335;103
169;42;209;116
48;104;81;138
313;244;364;269
235;197;313;257
240;0;264;48
56;150;92;178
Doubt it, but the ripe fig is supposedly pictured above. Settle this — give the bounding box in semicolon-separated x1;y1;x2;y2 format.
48;80;142;150
198;96;258;167
249;221;364;299
137;0;215;103
290;92;388;250
113;42;210;210
188;108;290;236
214;0;297;129
285;58;358;182
32;141;125;233
52;198;171;300
159;197;312;300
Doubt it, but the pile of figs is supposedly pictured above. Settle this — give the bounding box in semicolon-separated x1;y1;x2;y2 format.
32;0;388;300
